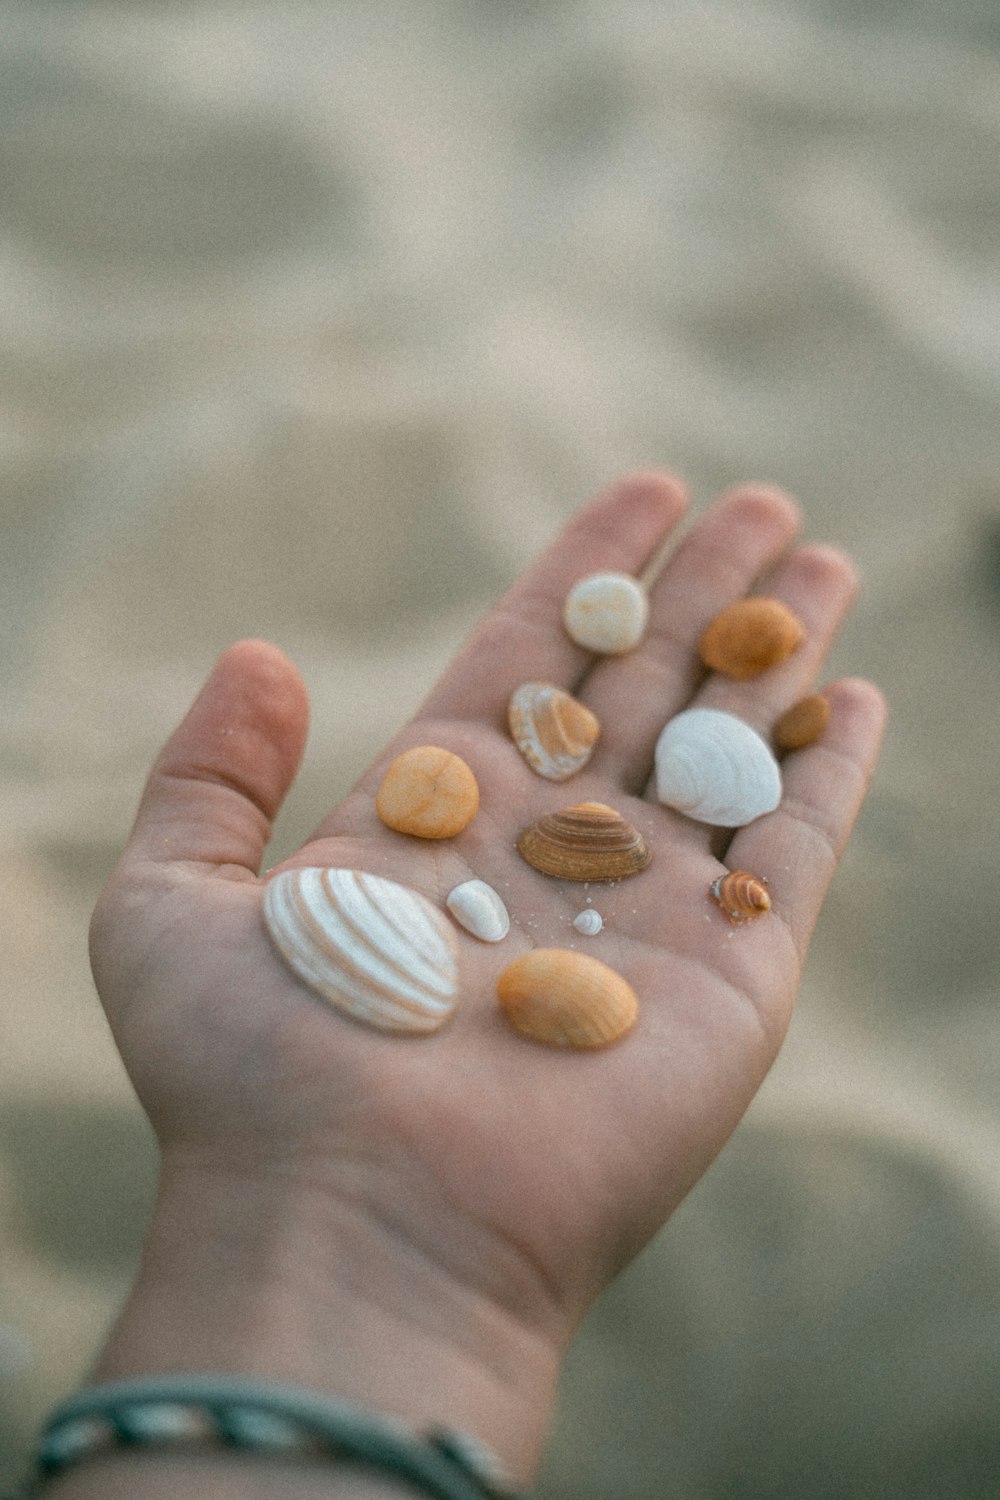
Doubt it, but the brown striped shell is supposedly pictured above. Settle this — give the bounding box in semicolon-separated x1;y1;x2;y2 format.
508;682;600;781
496;948;638;1049
516;801;651;881
710;869;771;925
375;745;479;839
773;693;830;751
699;597;805;679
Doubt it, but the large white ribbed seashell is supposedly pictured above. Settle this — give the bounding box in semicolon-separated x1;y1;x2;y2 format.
654;708;782;827
446;880;511;942
262;868;459;1034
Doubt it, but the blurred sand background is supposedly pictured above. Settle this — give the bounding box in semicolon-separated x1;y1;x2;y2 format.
2;2;999;1494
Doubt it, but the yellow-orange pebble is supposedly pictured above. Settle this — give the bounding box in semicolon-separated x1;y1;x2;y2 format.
375;745;479;839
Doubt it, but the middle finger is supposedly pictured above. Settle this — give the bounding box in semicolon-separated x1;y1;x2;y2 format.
585;484;801;789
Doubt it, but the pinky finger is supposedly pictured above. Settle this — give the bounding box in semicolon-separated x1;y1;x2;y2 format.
724;678;887;957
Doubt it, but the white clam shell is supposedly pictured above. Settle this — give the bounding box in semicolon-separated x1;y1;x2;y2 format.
654;708;782;827
563;572;649;653
573;908;604;936
446;879;511;943
263;867;459;1034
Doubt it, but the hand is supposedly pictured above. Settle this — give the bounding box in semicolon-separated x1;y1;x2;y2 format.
86;472;884;1484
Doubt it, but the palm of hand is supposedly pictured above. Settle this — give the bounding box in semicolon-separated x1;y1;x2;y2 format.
91;475;883;1326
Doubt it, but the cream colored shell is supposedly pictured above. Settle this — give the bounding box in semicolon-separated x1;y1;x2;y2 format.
508;682;600;781
563;572;649;654
445;879;511;942
654;707;781;826
263;867;459;1034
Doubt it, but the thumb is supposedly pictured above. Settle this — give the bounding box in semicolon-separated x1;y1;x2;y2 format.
122;638;310;877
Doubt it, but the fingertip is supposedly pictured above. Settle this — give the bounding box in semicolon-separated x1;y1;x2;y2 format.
610;467;690;506
792;542;860;600
124;639;312;874
715;482;802;535
596;468;690;528
824;675;889;742
211;638;311;761
185;638;311;821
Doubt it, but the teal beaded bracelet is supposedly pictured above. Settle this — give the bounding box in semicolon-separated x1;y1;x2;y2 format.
17;1374;523;1500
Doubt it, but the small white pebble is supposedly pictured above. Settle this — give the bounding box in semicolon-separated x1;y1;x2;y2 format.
564;571;649;653
445;879;510;942
573;909;604;936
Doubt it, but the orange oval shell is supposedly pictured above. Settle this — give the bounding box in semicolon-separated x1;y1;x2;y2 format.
699;598;805;679
508;682;600;781
773;693;830;751
710;869;771;924
375;745;479;839
516;801;651;881
497;948;638;1049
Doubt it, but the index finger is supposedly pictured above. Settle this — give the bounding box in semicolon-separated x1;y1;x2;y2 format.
415;471;688;724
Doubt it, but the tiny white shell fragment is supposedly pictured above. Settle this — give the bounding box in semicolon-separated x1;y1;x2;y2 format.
445;879;511;943
563;572;649;654
573;909;604;935
263;867;459;1034
654;707;782;827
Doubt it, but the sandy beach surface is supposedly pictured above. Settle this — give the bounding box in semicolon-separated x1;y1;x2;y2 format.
2;4;999;1494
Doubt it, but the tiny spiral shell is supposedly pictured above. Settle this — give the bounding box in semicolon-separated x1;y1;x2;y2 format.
573;908;604;936
710;870;771;925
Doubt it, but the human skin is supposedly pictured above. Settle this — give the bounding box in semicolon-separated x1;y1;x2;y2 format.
48;472;885;1497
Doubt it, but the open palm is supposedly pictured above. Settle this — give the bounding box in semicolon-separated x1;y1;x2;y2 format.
90;472;884;1341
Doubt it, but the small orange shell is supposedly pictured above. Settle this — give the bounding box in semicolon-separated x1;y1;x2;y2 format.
508;682;600;781
710;869;771;924
375;745;479;839
497;948;638;1049
699;598;805;679
516;801;651;881
773;693;831;751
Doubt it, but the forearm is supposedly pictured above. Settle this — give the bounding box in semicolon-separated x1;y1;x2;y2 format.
39;1156;562;1499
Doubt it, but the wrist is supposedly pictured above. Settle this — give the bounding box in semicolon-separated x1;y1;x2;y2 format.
80;1152;563;1487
